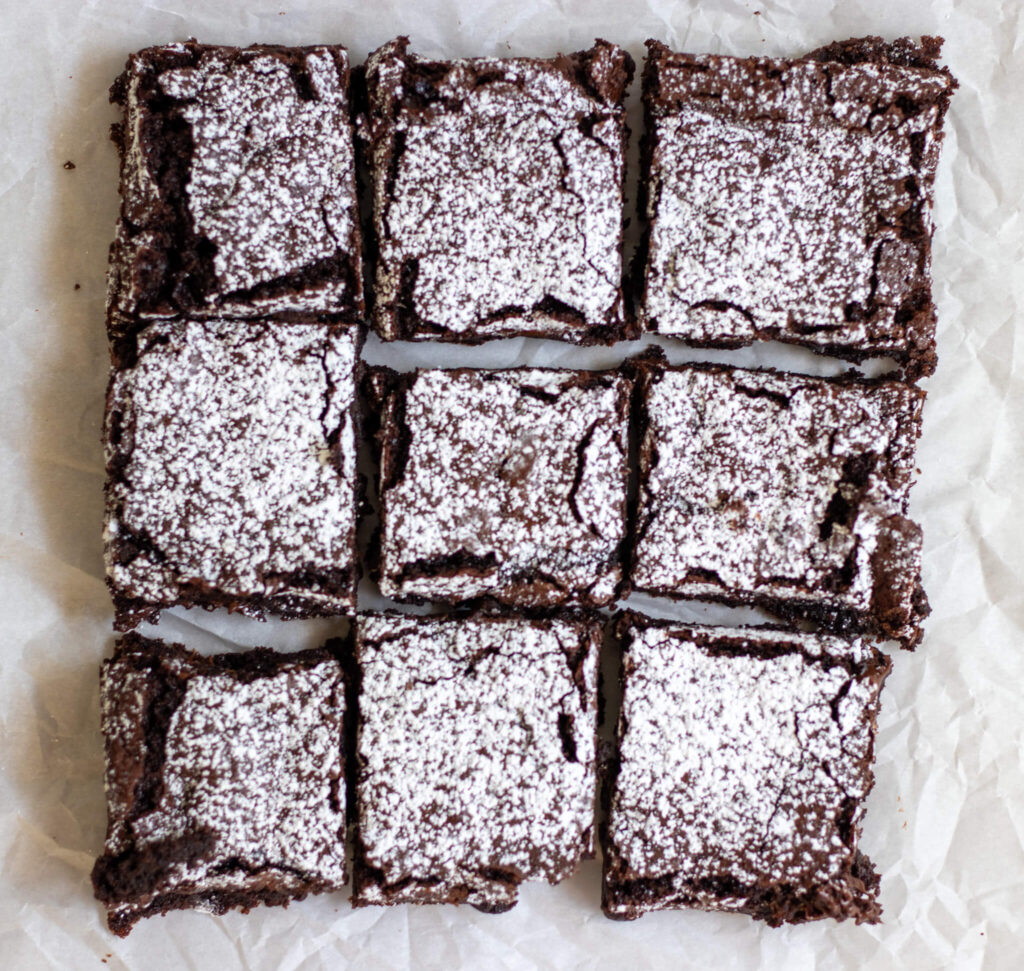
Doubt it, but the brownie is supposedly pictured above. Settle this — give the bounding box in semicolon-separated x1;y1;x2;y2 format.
107;41;363;342
369;366;631;607
104;317;360;630
639;36;956;378
602;617;891;925
364;37;635;344
629;354;928;648
352;611;599;911
91;634;347;936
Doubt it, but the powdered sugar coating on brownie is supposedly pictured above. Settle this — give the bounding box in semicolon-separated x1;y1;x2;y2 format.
605;622;888;921
367;39;631;341
104;319;358;622
378;368;630;606
98;641;346;930
355;613;598;910
642;41;955;370
109;43;360;320
632;363;926;645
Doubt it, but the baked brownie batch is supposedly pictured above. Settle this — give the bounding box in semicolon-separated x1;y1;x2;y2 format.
91;35;956;935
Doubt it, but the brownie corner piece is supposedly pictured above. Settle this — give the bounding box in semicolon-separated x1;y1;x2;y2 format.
91;633;346;936
630;359;928;648
639;36;956;377
365;38;635;344
107;40;363;328
352;611;600;911
374;366;631;608
601;618;891;925
104;317;360;630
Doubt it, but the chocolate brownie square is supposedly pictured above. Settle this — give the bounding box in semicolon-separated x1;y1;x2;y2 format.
104;318;360;630
353;611;599;911
640;37;956;378
370;366;631;607
364;37;635;344
107;41;363;341
630;355;928;648
602;618;891;925
91;634;347;936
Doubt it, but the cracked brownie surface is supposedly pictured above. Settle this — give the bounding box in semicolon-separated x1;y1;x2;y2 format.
92;634;347;936
640;37;956;377
371;366;631;607
107;41;362;340
602;618;890;924
104;318;360;630
365;37;635;343
353;611;599;911
630;357;928;647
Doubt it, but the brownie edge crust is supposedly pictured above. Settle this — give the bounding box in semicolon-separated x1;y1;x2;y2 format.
91;634;347;936
601;618;891;925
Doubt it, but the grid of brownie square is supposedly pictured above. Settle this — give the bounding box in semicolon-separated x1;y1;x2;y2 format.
639;38;955;377
104;317;361;630
371;366;631;607
107;41;363;346
353;612;599;911
630;358;928;648
602;619;891;925
91;634;347;936
365;37;635;344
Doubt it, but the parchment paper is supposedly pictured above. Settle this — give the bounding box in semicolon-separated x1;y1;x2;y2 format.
2;0;1022;967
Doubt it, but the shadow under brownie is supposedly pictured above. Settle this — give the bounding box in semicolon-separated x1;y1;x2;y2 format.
602;616;891;925
629;353;928;648
364;37;636;344
104;317;361;630
639;36;956;378
106;40;363;346
352;611;600;911
91;634;347;936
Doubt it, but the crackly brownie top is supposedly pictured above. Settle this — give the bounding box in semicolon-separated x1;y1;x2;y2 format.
642;38;955;364
104;319;358;609
356;613;598;907
113;42;359;315
608;622;888;912
378;368;630;605
97;636;346;905
367;38;633;340
633;364;923;613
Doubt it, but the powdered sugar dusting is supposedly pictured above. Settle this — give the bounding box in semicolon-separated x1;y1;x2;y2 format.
104;319;358;616
355;613;598;909
606;622;886;917
100;645;346;924
368;41;627;340
643;47;953;356
379;368;629;605
633;365;924;630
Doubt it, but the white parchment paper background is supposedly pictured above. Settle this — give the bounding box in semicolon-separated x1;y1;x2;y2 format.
1;0;1022;967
